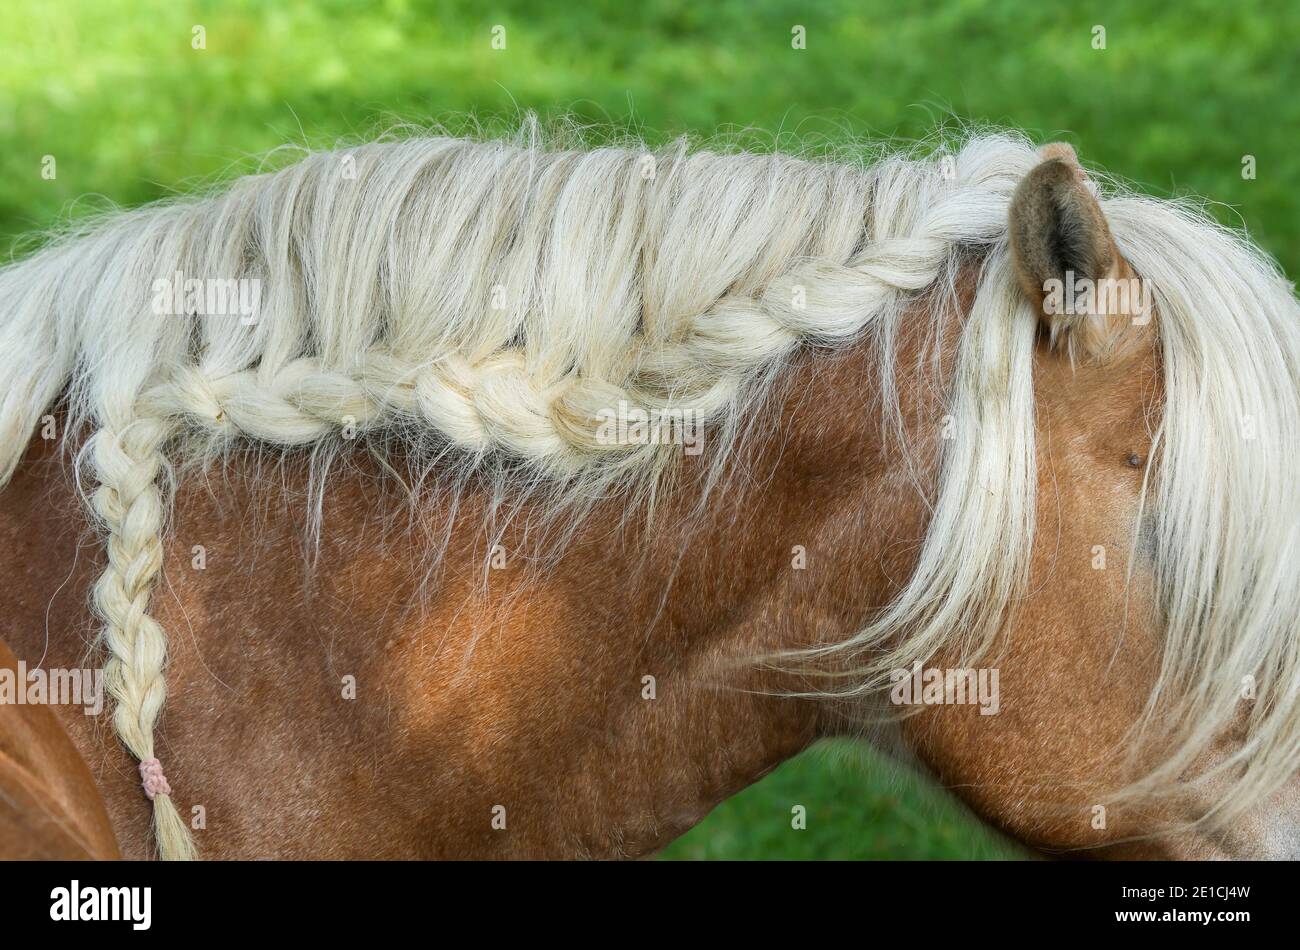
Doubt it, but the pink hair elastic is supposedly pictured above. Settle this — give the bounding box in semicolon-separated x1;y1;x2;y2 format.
139;757;172;800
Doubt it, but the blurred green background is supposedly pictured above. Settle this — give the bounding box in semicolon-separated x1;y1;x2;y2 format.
0;0;1290;858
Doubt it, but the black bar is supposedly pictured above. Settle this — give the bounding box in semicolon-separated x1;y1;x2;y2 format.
0;860;1284;935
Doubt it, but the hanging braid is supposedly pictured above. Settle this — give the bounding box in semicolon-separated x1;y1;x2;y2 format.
89;410;195;860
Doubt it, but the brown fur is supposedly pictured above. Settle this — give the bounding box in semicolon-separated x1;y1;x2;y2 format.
0;638;119;858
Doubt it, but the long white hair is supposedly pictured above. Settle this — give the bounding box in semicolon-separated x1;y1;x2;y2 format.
1;122;1297;858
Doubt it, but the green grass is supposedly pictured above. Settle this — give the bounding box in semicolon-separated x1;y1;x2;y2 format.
659;740;1025;860
0;0;1290;858
3;1;1297;271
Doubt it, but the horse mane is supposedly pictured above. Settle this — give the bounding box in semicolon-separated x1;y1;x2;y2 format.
0;121;1297;858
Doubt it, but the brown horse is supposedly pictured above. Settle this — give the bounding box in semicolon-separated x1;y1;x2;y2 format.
0;134;1297;859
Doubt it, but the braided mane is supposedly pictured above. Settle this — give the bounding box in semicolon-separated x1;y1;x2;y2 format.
89;133;1033;476
3;125;1299;858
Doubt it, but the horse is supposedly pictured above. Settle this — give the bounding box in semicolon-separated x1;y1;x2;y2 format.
0;127;1297;860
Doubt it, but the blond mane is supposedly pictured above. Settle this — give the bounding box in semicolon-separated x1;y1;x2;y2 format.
1;123;1297;859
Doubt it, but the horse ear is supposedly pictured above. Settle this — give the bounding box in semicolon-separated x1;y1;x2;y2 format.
1008;144;1149;360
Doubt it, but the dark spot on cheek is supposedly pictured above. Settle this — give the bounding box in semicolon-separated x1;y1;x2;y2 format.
1126;453;1143;468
